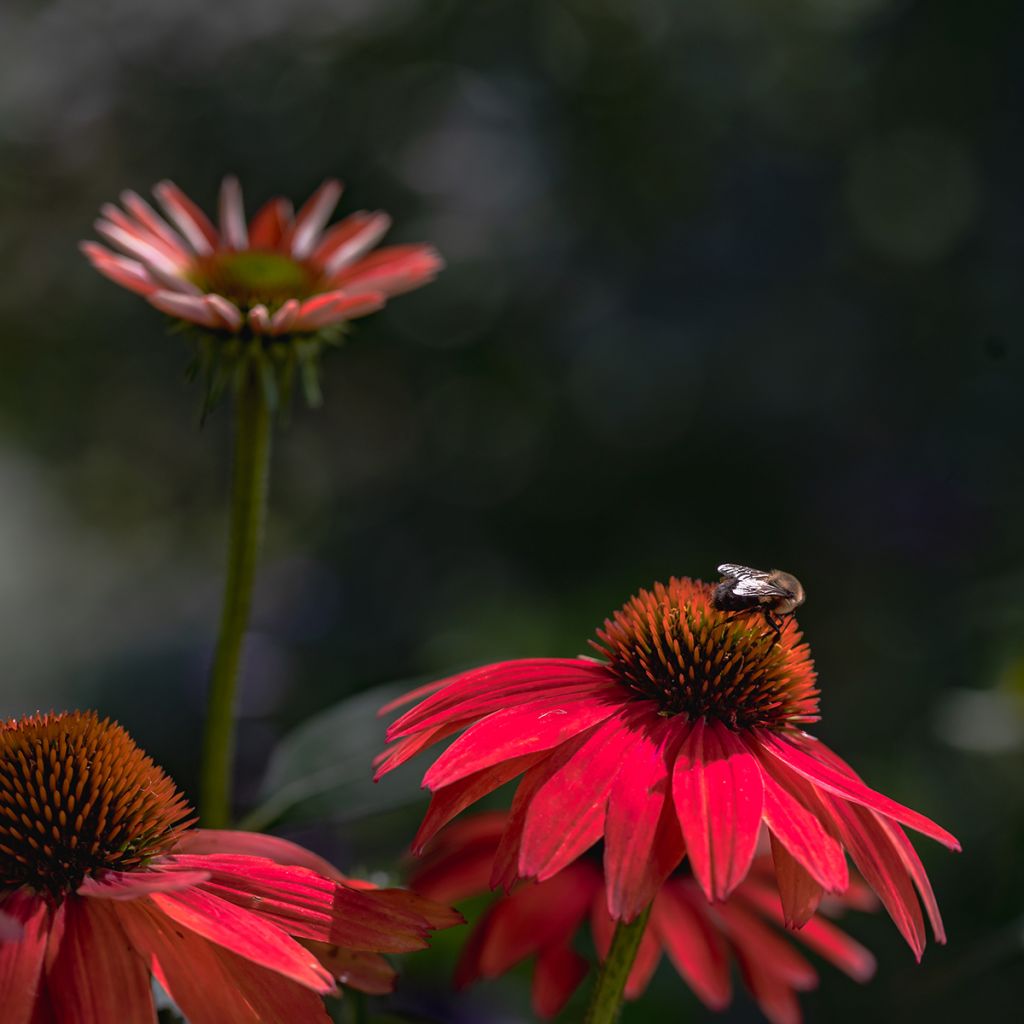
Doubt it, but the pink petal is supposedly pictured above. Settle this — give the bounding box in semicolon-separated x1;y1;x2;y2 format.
93;218;187;279
769;834;824;928
218;176;248;250
292;289;385;330
120;189;192;259
290;179;343;260
411;753;546;854
249;304;271;333
757;733;960;850
45;897;154;1024
204;294;243;330
822;797;927;959
249;197;293;249
147;289;221;329
519;712;640;881
99;202;190;265
78;868;211;899
328;244;444;297
270;298;301;333
648;882;731;1010
755;746;848;892
79;241;158;297
0;891;50;1024
153;180;219;255
423;692;621;791
386;659;615;739
672;720;764;902
532;943;588;1019
603;711;684;922
150;886;335;990
313;211;393;276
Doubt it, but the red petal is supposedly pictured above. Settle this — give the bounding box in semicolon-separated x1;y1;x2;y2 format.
519;712;640;880
386;659;615;740
821;797;927;959
650;882;731;1010
292;289;385;330
329;243;443;297
150;886;335;990
603;710;684;922
769;835;824;928
411;753;545;853
0;891;50;1024
623;925;663;999
374;720;469;778
672;720;764;901
755;743;849;892
532;944;588;1019
153;180;219;254
248;197;293;249
172;830;345;883
313;211;392;275
45;897;153;1024
78;868;210;899
218;176;248;250
422;692;620;791
875;817;946;943
305;943;396;994
758;733;960;849
290;179;343;259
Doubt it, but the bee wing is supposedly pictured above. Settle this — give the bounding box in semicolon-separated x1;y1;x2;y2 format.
716;564;791;598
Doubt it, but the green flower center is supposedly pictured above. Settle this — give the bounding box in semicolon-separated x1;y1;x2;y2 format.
191;250;320;309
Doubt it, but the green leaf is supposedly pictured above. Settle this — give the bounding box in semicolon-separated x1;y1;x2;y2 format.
240;679;430;832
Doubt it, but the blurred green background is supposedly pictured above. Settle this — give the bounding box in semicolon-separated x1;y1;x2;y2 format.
1;0;1021;1020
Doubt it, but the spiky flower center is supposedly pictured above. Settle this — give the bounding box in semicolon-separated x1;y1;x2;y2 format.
591;577;819;730
191;250;319;309
0;712;194;899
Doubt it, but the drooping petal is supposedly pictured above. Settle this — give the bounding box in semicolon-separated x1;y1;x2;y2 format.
820;796;927;960
875;816;946;943
305;943;396;995
769;835;824;928
532;943;588;1019
672;720;764;902
292;290;385;330
423;692;620;791
248;197;294;249
518;711;642;881
0;890;50;1024
385;659;615;740
290;180;343;260
147;289;222;329
203;294;243;330
149;886;335;990
649;882;731;1011
411;753;546;854
45;897;154;1024
603;711;684;921
77;868;211;899
153;180;219;255
314;211;393;276
79;242;159;297
757;733;960;850
218;176;248;250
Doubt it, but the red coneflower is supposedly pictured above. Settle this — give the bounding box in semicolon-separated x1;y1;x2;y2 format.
412;812;879;1024
377;577;959;959
0;711;459;1024
82;176;440;340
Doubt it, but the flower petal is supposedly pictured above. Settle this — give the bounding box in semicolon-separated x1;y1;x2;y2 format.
532;943;588;1019
291;179;343;260
519;711;641;881
249;304;271;333
173;830;345;883
270;298;301;333
649;882;731;1010
153;180;219;255
147;289;221;329
93;218;188;279
328;243;444;297
423;692;621;791
120;190;192;259
875;817;946;943
79;242;159;297
292;289;384;330
305;943;396;995
314;211;393;276
77;868;211;899
218;176;248;250
604;710;684;922
672;720;764;902
0;890;50;1024
204;294;243;331
249;197;294;249
150;886;335;990
769;834;824;928
45;897;154;1024
757;733;960;850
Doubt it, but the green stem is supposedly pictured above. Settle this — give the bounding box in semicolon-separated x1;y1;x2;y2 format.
584;905;652;1024
200;377;273;828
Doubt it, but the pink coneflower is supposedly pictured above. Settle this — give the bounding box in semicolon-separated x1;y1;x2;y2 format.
82;176;441;340
377;577;959;958
412;813;878;1024
0;711;459;1023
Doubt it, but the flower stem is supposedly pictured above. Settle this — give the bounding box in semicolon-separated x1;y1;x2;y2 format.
584;905;652;1024
200;377;272;828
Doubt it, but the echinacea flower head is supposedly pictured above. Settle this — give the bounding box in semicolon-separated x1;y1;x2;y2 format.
81;177;442;407
0;711;459;1024
412;813;879;1024
377;576;960;959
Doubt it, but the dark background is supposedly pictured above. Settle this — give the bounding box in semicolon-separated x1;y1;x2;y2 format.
1;0;1021;1021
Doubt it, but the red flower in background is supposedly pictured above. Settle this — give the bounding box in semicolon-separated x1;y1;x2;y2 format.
378;577;959;958
82;176;441;336
0;712;459;1024
412;813;878;1024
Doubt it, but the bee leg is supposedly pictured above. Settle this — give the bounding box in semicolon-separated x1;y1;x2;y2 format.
762;610;784;645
